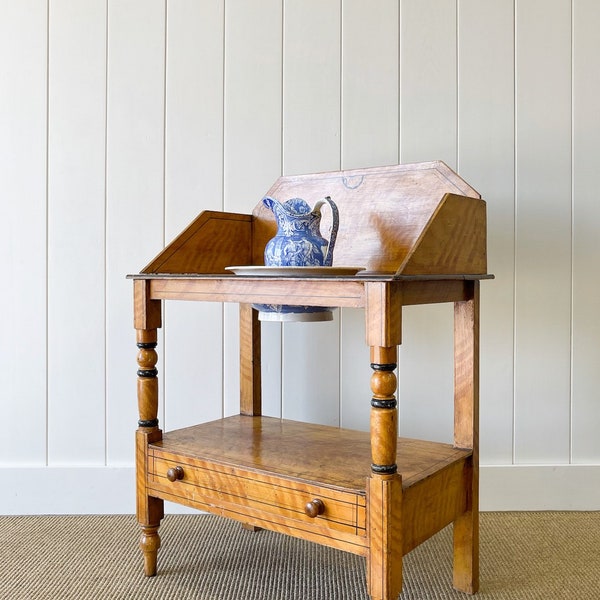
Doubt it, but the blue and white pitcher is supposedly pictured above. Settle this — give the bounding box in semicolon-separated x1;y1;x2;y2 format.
256;195;339;321
263;195;339;268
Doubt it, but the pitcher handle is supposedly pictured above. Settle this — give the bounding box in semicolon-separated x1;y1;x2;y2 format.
314;195;339;267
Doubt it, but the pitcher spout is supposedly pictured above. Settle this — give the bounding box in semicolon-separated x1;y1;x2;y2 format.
262;196;286;226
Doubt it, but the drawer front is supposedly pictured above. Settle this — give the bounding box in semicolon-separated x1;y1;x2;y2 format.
148;449;366;536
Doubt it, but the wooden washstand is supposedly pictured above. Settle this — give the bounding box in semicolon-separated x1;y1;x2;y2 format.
129;161;491;599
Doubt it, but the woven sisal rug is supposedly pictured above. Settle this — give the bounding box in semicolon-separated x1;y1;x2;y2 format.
1;512;598;599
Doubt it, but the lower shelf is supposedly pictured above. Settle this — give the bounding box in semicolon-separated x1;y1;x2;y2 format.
145;415;472;555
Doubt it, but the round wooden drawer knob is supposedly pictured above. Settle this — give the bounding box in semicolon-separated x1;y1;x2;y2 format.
166;466;184;482
304;498;325;518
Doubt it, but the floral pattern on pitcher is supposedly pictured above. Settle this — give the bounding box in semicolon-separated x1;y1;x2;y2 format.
263;196;339;268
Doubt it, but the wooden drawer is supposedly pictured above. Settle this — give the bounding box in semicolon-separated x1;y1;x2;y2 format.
147;448;366;539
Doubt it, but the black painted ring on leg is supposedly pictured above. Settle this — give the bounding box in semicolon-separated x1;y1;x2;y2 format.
371;463;398;475
370;362;397;372
137;341;157;349
137;368;158;378
371;398;397;409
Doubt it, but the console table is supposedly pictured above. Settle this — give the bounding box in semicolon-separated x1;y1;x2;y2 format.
130;161;490;599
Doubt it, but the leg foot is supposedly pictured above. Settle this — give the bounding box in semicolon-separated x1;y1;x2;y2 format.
140;525;161;577
453;507;479;593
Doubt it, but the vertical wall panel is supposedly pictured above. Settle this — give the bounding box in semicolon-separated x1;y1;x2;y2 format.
399;304;455;444
223;0;283;211
0;0;48;464
339;310;370;432
458;0;515;463
339;0;399;431
280;0;341;426
398;0;459;444
572;0;600;462
282;317;341;427
283;0;340;176
163;0;224;431
165;0;224;221
400;0;458;167
47;0;107;465
341;0;399;171
222;0;283;417
105;0;166;464
514;0;572;463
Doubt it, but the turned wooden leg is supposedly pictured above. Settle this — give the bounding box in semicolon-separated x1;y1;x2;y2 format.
367;347;403;600
452;282;480;593
140;520;162;576
135;326;164;577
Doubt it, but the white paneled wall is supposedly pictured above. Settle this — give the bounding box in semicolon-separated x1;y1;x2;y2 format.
2;0;599;513
572;0;600;463
163;0;224;432
459;0;515;465
48;0;107;466
399;0;458;446
514;0;572;464
1;1;48;467
105;0;166;466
